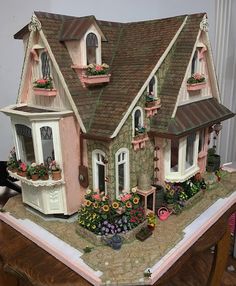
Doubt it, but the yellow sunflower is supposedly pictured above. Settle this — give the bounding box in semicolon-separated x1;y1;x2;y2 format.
126;201;132;208
93;202;99;208
85;200;92;207
112;202;120;209
102;204;110;212
133;197;139;204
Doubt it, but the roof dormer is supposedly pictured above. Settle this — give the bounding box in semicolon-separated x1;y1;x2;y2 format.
60;16;107;68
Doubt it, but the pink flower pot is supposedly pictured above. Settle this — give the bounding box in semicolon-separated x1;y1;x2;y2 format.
33;88;57;97
187;82;206;91
82;74;111;86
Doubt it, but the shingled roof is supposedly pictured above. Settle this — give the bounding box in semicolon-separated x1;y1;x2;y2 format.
16;12;214;139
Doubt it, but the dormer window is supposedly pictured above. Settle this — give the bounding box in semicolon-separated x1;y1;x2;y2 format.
86;33;98;64
40;51;51;78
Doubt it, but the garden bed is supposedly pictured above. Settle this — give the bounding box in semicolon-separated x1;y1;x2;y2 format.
76;220;147;246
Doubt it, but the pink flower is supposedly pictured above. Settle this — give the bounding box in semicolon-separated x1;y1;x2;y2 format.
121;193;132;202
37;79;47;84
92;194;101;201
95;65;103;71
20;162;27;172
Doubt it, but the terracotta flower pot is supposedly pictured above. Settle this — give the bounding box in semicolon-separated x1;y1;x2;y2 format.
52;171;62;181
40;174;49;180
17;171;27;177
31;174;39;181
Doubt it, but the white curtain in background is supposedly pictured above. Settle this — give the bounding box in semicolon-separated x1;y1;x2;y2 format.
214;0;236;163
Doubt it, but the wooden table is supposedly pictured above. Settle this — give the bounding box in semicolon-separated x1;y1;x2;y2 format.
0;194;235;286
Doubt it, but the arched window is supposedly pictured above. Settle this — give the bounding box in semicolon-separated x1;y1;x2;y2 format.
40;126;55;165
40;51;50;78
86;33;98;64
147;76;158;98
15;124;35;163
92;150;106;193
191;50;198;75
132;107;144;136
115;148;130;198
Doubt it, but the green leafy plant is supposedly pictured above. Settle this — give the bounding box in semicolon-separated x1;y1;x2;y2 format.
78;189;145;235
187;73;205;84
86;63;109;76
34;77;53;89
7;147;19;170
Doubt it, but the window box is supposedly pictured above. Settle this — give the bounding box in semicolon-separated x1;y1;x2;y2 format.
132;134;149;150
187;82;206;91
145;98;161;108
33;88;57;97
81;74;111;86
8;169;64;187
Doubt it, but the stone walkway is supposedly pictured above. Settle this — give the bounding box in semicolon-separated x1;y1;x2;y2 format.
3;171;236;285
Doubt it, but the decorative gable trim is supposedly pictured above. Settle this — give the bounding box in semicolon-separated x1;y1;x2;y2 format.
111;16;188;139
172;18;220;118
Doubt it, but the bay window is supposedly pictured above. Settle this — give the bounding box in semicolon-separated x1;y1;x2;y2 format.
165;132;199;182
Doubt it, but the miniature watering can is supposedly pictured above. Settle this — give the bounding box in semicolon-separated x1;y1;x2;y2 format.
157;207;172;221
102;234;122;250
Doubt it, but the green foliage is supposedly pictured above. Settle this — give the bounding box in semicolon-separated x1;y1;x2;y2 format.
78;189;145;235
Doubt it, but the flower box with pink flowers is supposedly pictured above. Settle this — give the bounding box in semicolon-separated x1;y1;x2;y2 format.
33;78;57;96
82;63;111;86
187;73;206;91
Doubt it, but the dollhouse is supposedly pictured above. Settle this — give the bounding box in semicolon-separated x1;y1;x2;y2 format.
1;12;234;215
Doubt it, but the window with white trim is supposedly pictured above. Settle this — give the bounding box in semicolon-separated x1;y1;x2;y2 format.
86;33;98;64
14;120;62;169
92;150;106;193
191;50;198;75
40;51;51;78
115;148;129;198
165;132;199;182
132;107;144;136
40;126;55;165
15;124;35;163
185;133;196;169
147;76;158;99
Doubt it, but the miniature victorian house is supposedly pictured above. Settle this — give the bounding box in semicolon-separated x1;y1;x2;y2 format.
1;12;234;215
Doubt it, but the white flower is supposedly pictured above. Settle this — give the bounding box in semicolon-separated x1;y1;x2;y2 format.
31;162;37;167
131;187;137;193
86;189;92;195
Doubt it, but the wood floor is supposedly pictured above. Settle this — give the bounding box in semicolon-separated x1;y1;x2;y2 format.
1;186;236;286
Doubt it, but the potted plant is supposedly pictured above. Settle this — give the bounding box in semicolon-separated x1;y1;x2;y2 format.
134;126;146;140
33;77;57;96
135;226;153;241
187;73;206;91
145;93;160;108
147;212;157;231
82;63;111;86
49;160;62;180
38;164;49;180
7;147;19;173
28;163;40;181
206;147;221;172
17;162;28;177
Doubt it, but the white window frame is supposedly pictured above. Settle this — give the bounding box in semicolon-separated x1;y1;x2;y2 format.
165;132;200;182
92;149;107;194
83;28;101;66
147;75;158;98
132;106;144;137
115;148;130;198
12;117;62;168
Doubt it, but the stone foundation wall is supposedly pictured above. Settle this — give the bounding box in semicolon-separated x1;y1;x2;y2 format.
76;220;147;246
